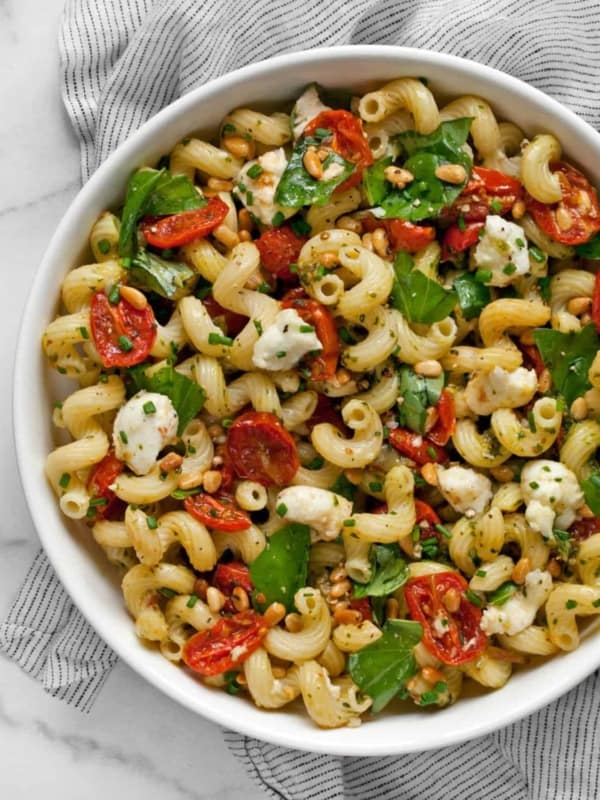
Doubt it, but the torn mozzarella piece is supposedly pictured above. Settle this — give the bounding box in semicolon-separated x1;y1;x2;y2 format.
291;84;331;140
233;147;297;225
473;215;529;286
465;366;538;415
521;460;584;540
436;465;493;517
275;485;353;540
113;391;178;476
252;308;322;371
481;569;552;635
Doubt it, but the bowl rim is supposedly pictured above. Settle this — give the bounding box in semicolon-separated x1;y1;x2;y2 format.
14;43;600;756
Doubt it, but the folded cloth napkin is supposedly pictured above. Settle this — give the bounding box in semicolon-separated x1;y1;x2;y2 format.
4;0;600;796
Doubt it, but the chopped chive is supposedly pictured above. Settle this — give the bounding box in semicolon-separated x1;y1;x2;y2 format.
314;127;332;139
291;218;311;237
108;284;121;304
257;282;271;294
143;400;156;414
253;319;263;335
490;198;503;213
117;335;133;352
246;191;254;205
276;502;288;517
528;410;537;432
97;238;111;254
530;245;545;263
457;214;466;232
435;523;452;539
79;326;89;339
368;481;383;492
237;181;247;193
465;589;483;607
299;324;315;333
208;332;233;346
343;519;356;527
222;123;236;134
515;237;525;248
276;350;287;358
59;472;70;489
475;269;492;283
246;163;263;179
54;401;63;409
146;515;158;529
119;430;128;444
171;487;202;499
427;446;438;459
529;481;539;490
566;599;577;610
338;326;355;344
593;599;600;608
475;569;487;577
272;211;285;227
89;497;108;507
503;262;517;275
186;594;199;608
306;456;325;470
158;587;176;598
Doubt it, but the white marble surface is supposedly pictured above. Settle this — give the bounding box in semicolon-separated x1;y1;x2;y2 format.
0;2;265;797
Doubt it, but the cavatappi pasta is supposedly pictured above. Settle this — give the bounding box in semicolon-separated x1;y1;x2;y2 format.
44;78;600;728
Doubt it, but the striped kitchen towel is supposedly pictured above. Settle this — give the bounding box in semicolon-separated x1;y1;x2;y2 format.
3;0;600;797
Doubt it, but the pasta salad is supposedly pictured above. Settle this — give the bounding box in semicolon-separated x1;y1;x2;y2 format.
43;77;600;728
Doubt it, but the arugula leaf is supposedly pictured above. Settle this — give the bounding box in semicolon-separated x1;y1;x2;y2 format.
118;169;166;259
347;619;422;712
397;366;444;434
129;250;197;299
487;581;518;606
328;473;356;502
390;252;458;324
575;234;600;259
274;136;355;208
126;365;205;435
353;544;408;598
249;523;311;612
581;471;600;516
144;172;205;216
364;157;393;206
532;324;600;406
453;272;491;320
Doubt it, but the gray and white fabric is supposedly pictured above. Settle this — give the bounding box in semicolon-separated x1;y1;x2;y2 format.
3;1;600;797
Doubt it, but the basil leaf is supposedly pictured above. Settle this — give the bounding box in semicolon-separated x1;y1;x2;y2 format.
126;365;205;435
353;544;408;598
453;272;491;320
144;172;205;216
347;619;422;712
581;471;600;516
129;250;197;299
364;157;393;206
398;117;473;159
249;523;311;612
274;136;355;208
575;234;600;259
532;324;600;406
118;169;166;259
397;367;444;434
487;581;518;606
390;252;458;324
328;473;356;502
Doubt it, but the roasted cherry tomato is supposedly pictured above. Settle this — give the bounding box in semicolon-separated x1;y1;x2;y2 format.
348;597;373;622
362;215;435;253
184;493;251;532
445;166;522;222
213;562;254;612
388;428;448;465
414;499;441;526
141;196;229;248
427;390;456;447
304;109;373;192
226;411;299;486
202;294;247;337
590;270;600;334
525;162;600;245
570;517;600;542
305;394;346;433
87;450;125;520
404;572;487;665
281;288;340;381
182;609;267;676
90;290;156;368
441;221;484;261
255;225;306;281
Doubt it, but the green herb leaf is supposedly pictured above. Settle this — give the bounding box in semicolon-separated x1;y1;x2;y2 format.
364;156;393;206
353;544;408;598
397;366;444;434
328;473;356;502
575;234;600;259
453;272;491;320
347;619;422;712
126;365;205;435
129;250;196;300
581;470;600;516
118;169;166;259
274;136;355;208
390;252;458;324
144;172;206;216
249;523;311;612
532;324;600;406
488;581;518;606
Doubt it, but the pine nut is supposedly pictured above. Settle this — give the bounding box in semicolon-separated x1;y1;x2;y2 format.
519;330;535;346
232;586;250;611
570;396;588;420
238;208;253;232
206;587;226;613
284;612;303;633
580;503;595;519
434;163;467;184
385;598;399;620
159;452;183;472
486;645;526;664
372;227;390;258
193;578;209;600
567;296;592;316
202;470;223;494
178;469;205;490
511;199;526;220
421;462;438;486
320;251;338;267
538;369;552;393
489;464;514;483
383;165;414;188
337;215;363;234
343;469;363;486
335;367;352;386
207;423;224;439
207;177;233;192
556;206;573;232
414;359;442;378
334;608;363;625
582;313;592;325
329;579;352;600
361;232;374;251
119;285;148;309
424;406;439;433
213;225;240;250
303;147;323;180
238;229;252;242
264;602;286;627
547;558;562;577
442;587;461;613
271;666;287;679
223;135;255;159
421;666;445;685
512;556;532;584
330;564;348;583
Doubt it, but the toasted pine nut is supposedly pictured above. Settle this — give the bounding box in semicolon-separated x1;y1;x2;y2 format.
232;586;250;611
213;224;240;250
489;464;514;483
578;190;592;213
556;206;573;232
207;177;233;192
337;215;363;234
406;677;419;694
414;359;442;378
206;587;226;613
486;645;526;664
372;227;390;258
234;672;247;686
320;251;338;267
223;135;255;159
570;396;588;421
329;579;352;600
383;165;414;188
330;564;348;583
264;602;286;627
434;163;467;184
207;423;224;439
284;612;303;633
334;608;362;625
361;232;374;251
511;199;526;219
424;406;439;434
442;587;461;613
385;598;399;620
159;452;183;472
178;469;205;490
421;666;445;685
547;558;562;577
512;556;532;584
238;208;254;232
335;367;352;386
202;470;223;494
582;312;592;325
193;578;209;600
421;462;438;486
303;147;323;180
538;369;552;393
567;296;592;316
519;330;535;346
119;285;148;309
343;469;363;486
271;666;287;679
238;229;252;242
317;147;330;161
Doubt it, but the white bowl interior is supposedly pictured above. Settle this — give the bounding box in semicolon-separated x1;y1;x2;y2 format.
15;45;600;756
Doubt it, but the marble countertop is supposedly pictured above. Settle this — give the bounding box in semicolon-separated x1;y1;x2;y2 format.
1;2;264;797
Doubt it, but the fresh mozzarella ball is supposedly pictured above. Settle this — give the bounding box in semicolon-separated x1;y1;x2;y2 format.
233;147;297;225
113;391;178;476
465;366;538;415
521;460;584;540
481;569;552;636
436;465;493;516
473;215;529;286
275;485;353;541
252;308;322;371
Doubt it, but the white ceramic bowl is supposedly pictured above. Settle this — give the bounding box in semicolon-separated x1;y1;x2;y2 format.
15;45;600;756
